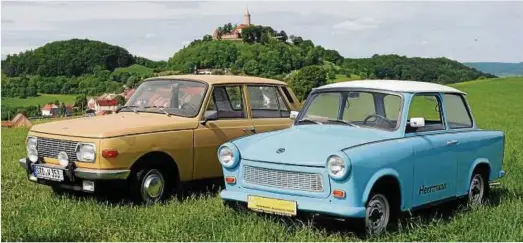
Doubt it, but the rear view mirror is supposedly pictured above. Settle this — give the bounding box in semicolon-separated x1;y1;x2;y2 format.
200;110;218;125
290;111;299;120
409;117;425;128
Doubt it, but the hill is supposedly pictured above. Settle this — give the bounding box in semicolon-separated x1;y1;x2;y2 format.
464;62;523;77
1;39;136;77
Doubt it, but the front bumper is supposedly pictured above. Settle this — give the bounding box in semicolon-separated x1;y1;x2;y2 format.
220;188;366;218
19;158;130;192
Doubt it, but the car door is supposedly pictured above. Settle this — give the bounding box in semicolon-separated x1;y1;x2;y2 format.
246;85;293;133
193;84;255;180
407;93;458;207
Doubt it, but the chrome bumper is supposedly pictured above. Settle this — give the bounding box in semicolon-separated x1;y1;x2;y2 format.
19;158;130;180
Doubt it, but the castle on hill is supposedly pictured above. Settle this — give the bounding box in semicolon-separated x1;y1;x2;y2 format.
212;8;252;41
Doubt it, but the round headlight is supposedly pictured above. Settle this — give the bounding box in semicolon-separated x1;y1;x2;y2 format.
218;146;234;167
76;143;96;162
327;155;348;180
57;151;69;167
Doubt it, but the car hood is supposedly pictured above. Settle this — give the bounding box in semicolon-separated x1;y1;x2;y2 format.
234;125;398;167
30;112;198;138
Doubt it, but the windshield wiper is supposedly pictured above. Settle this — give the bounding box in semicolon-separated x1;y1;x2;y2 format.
297;118;322;125
143;106;171;116
117;105;139;113
327;119;359;127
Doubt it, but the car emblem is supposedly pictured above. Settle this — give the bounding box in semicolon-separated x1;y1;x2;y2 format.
276;148;285;154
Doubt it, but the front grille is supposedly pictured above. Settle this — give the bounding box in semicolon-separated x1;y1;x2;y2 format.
37;137;79;161
243;166;324;192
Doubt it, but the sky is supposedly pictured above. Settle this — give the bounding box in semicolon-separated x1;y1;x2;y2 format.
1;1;522;63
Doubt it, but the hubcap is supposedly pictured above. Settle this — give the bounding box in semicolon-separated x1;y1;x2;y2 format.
365;194;390;234
142;170;164;199
469;174;484;205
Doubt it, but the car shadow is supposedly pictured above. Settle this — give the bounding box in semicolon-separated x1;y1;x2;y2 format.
51;178;225;206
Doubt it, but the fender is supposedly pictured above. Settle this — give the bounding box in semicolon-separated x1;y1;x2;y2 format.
465;158;491;192
361;168;404;209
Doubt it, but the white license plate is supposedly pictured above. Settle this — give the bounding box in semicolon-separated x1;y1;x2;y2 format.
34;166;64;181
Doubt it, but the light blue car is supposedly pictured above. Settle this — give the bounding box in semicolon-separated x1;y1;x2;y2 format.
218;80;505;234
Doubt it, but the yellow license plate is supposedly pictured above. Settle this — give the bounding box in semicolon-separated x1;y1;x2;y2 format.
247;196;297;216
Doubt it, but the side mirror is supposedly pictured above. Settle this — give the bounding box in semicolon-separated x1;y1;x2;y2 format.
409;117;425;128
200;110;218;125
290;111;299;120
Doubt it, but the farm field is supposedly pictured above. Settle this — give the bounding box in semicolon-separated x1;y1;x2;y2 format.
1;93;77;107
1;77;523;241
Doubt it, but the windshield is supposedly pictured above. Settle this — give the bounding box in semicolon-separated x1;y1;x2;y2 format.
123;79;207;117
298;91;402;131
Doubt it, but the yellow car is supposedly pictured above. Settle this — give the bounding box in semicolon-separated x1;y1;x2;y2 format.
19;75;300;203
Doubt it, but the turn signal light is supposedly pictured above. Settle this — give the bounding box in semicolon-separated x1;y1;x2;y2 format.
333;189;346;199
102;149;119;158
225;176;236;184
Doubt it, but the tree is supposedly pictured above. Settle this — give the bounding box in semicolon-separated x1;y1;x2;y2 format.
60;102;67;117
290;66;327;101
74;94;88;111
242;60;260;76
115;95;126;106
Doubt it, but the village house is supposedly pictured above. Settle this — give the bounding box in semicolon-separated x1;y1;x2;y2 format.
1;113;33;128
212;8;252;41
41;103;73;117
86;89;134;114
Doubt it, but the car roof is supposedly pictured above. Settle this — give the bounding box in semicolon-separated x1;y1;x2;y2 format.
317;80;465;94
145;75;287;85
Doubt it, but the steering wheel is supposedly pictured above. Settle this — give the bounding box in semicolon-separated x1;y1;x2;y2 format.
363;114;394;128
180;102;198;113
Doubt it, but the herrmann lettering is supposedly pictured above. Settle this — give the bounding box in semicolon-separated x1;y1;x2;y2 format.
419;183;447;195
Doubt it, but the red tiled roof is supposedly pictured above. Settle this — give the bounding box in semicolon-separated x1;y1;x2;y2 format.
41;104;53;111
236;24;249;29
97;99;118;106
1;121;13;127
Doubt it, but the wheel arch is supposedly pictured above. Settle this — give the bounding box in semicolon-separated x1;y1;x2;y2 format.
130;151;180;182
362;168;403;210
467;158;491;190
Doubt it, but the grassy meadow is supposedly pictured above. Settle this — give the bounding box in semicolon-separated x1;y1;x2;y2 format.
1;77;523;241
1;93;77;107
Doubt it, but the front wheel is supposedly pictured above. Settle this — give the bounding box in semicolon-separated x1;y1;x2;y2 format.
364;193;391;235
130;168;170;204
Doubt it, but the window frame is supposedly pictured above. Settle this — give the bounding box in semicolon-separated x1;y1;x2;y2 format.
406;92;446;133
203;84;248;120
246;84;291;119
443;93;474;129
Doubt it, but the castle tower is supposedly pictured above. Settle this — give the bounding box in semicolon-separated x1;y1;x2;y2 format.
243;7;251;25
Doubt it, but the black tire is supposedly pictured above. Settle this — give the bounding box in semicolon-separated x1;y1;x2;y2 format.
468;170;489;206
129;167;173;204
364;192;391;235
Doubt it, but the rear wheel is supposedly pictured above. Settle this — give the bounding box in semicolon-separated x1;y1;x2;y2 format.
364;193;391;235
468;172;488;206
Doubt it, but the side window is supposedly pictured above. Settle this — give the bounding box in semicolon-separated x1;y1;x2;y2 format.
281;87;295;104
247;86;290;118
206;85;245;119
444;94;473;129
407;94;444;132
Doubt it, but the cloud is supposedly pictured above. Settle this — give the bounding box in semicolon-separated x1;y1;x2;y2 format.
332;17;380;34
144;33;156;39
1;1;522;62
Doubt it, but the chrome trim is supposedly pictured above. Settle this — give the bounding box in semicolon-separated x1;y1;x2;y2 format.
36;137;80;161
75;168;130;180
243;166;324;192
19;158;129;180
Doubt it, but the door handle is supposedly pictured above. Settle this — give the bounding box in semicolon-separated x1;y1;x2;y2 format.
242;127;256;132
446;140;459;145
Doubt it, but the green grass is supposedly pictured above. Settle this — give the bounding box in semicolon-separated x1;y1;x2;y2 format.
113;64;153;76
1;94;77;107
2;77;523;241
327;74;361;84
